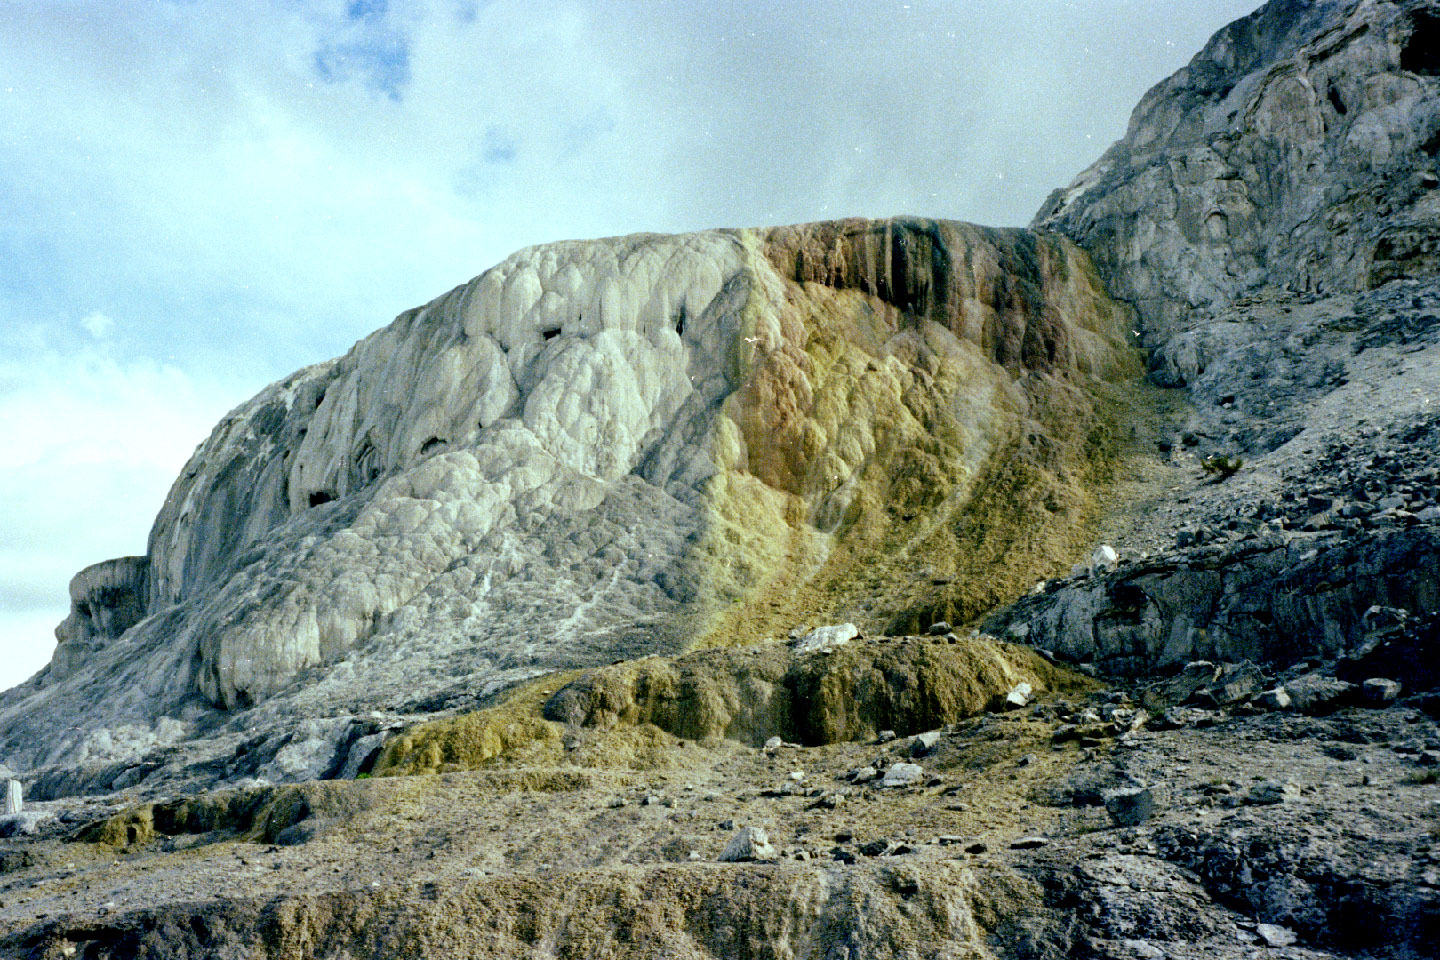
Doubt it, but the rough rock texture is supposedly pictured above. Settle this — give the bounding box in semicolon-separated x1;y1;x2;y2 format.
4;684;1437;960
48;557;149;682
0;219;1139;788
1035;0;1440;342
986;525;1440;676
370;634;1091;778
3;2;1439;957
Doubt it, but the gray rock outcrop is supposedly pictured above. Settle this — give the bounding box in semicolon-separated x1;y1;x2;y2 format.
1035;0;1440;343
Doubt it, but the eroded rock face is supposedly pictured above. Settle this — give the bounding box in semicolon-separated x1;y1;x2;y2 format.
48;557;150;682
1;218;1139;780
986;525;1440;677
1035;0;1440;342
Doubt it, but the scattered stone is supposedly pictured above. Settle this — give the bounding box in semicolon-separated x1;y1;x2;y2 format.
793;623;858;655
1361;678;1402;706
1009;836;1050;850
1283;674;1358;715
858;839;889;857
763;736;783;751
1245;781;1300;806
1090;544;1119;576
1252;687;1292;711
1103;785;1164;826
927;621;952;636
964;842;987;854
1256;923;1297;947
1198;661;1265;707
718;826;777;863
851;766;878;783
1004;682;1033;710
908;731;942;758
878;763;924;788
876;730;897;744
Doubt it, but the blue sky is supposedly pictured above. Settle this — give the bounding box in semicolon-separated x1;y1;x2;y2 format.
0;0;1263;689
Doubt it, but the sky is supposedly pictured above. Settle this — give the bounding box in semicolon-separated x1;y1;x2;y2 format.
0;0;1264;691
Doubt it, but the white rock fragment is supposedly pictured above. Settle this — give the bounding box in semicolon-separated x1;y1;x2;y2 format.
719;826;777;862
1004;682;1033;710
793;623;859;655
1256;923;1297;947
1089;544;1118;576
879;763;924;788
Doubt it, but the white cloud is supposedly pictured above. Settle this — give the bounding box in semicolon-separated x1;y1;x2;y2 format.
0;339;246;690
80;311;115;339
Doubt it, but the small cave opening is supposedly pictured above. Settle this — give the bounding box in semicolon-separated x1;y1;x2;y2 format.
541;327;562;341
674;304;687;336
308;491;335;508
1327;85;1347;115
419;436;445;455
1402;11;1440;75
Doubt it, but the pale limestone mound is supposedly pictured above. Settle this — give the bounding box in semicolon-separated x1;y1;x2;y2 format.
1;218;1139;786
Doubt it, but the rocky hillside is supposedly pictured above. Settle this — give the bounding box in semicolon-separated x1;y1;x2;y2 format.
1;1;1438;958
0;219;1141;795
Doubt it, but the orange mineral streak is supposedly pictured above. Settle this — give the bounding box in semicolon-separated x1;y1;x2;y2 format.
760;217;1091;374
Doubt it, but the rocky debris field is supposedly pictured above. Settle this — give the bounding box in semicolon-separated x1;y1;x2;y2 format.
0;656;1437;959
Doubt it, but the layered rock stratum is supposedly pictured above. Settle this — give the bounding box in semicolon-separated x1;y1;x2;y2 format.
2;1;1439;958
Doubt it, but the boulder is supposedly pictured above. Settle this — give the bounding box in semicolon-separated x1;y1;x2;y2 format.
1252;687;1293;711
793;624;858;655
1103;785;1164;827
908;731;942;758
1283;675;1359;715
718;826;777;863
879;763;925;788
1361;678;1403;706
1090;544;1119;576
1197;661;1266;707
1003;682;1033;710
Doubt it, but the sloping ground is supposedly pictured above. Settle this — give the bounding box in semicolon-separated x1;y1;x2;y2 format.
4;667;1437;960
0;218;1142;794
